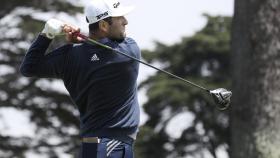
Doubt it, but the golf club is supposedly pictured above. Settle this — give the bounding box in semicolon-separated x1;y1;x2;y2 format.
74;33;232;110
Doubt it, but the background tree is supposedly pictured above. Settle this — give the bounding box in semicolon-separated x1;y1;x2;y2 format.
230;0;280;157
0;0;82;157
136;15;232;158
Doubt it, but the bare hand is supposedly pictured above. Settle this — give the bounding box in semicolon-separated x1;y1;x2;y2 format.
62;24;84;43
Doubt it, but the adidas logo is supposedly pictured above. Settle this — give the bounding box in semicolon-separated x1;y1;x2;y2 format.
91;54;100;61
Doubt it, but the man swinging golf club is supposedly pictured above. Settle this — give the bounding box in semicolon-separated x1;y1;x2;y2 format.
20;0;139;157
20;0;232;157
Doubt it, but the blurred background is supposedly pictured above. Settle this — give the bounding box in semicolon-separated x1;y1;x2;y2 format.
1;0;279;158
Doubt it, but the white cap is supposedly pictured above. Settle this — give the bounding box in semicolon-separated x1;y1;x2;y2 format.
85;0;134;24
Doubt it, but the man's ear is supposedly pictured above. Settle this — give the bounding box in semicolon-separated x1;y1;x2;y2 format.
99;20;109;33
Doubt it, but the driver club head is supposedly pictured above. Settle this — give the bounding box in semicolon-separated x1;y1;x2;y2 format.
209;88;232;110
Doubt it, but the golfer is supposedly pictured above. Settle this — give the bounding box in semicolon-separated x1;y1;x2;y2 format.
20;0;140;157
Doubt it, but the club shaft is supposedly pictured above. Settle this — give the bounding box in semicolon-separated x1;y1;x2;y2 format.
77;33;209;92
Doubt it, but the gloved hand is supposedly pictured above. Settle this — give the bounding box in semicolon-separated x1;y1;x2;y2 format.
41;18;65;39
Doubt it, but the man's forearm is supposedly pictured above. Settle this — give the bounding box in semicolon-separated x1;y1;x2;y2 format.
20;34;52;77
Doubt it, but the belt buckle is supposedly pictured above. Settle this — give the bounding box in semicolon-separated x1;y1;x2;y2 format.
82;137;100;143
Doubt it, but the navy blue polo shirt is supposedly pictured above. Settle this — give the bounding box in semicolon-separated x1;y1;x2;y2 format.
20;35;141;140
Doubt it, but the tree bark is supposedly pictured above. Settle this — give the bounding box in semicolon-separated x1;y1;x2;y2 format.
231;0;280;158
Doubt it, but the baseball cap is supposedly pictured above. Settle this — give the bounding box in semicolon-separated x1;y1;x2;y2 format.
85;0;134;24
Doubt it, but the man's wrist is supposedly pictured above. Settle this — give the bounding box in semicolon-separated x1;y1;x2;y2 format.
39;32;52;39
38;32;54;42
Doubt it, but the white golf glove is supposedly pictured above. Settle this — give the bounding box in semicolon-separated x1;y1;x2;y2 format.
42;18;65;39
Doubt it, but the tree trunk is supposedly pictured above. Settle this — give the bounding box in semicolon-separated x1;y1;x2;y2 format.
230;0;280;157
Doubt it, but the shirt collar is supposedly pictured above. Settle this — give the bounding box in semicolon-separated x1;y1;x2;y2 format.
98;38;119;48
